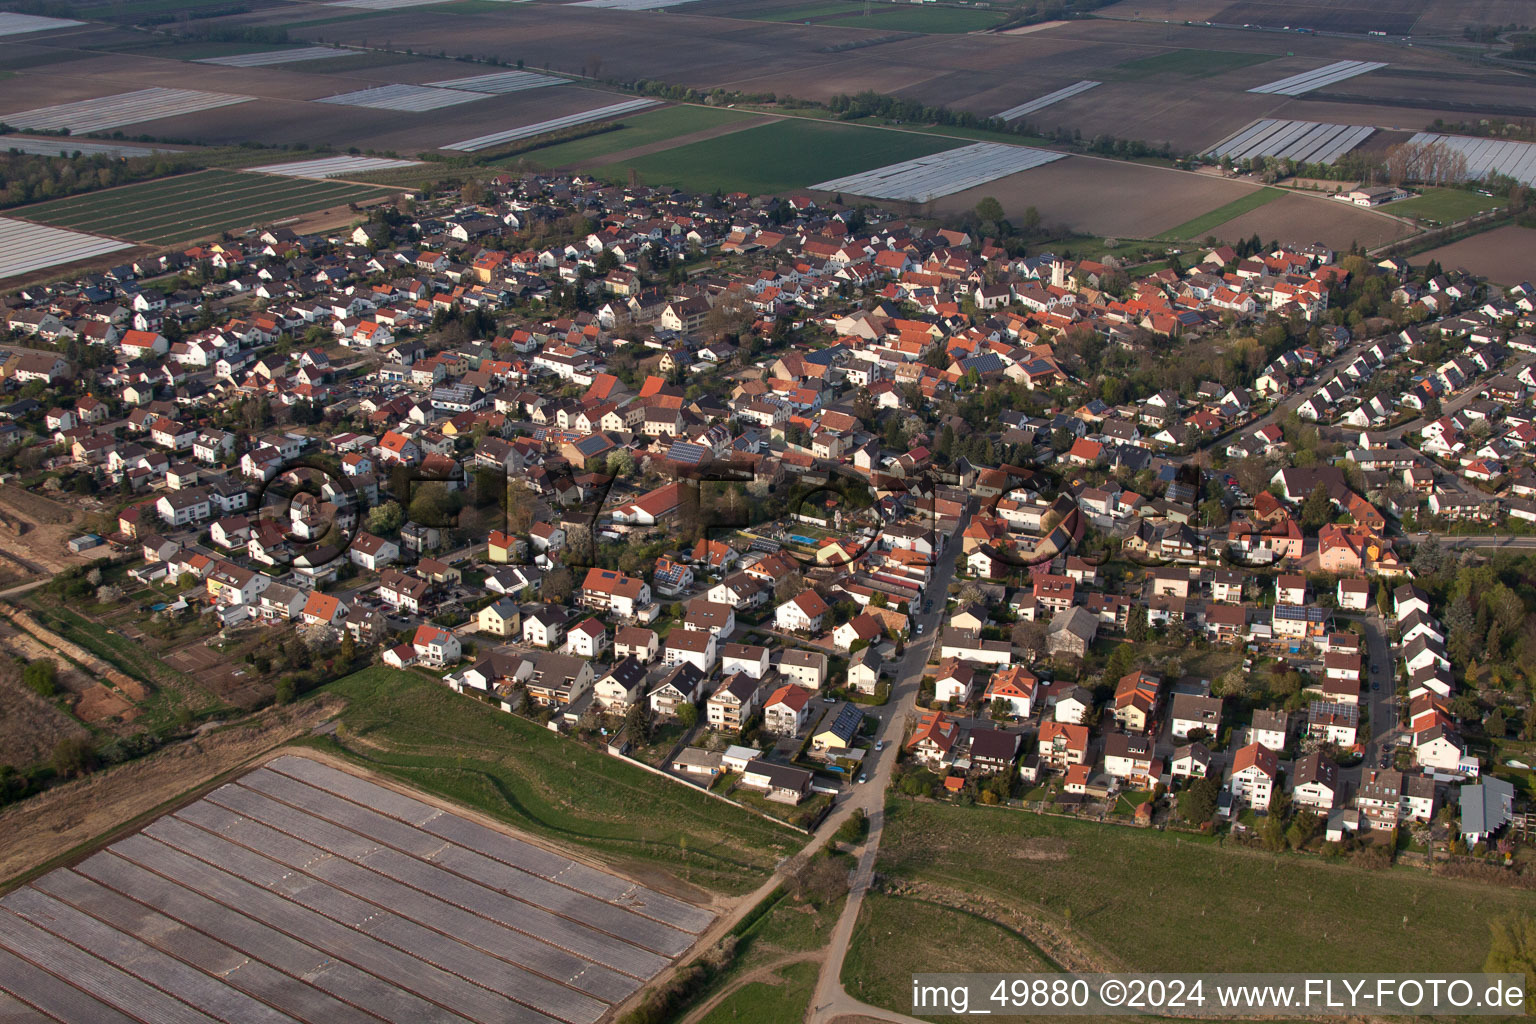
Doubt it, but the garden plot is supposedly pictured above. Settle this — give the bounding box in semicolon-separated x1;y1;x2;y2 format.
1407;132;1536;186
197;46;354;67
0;136;182;158
1208;119;1375;165
427;69;566;93
812;142;1064;203
1;88;254;134
443;97;660;151
250;155;423;177
0;219;131;281
995;80;1100;121
1248;59;1387;96
0;13;81;36
317;83;493;112
0;754;713;1024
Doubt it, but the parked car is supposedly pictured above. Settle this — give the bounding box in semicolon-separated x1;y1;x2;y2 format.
857;773;868;784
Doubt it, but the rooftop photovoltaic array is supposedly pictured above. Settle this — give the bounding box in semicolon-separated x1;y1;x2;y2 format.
1406;132;1536;186
443;97;661;151
995;80;1101;122
317;83;493;112
427;69;567;93
197;46;355;67
1207;119;1375;165
0;12;82;36
0;136;182;158
0;219;132;281
0;88;254;133
1247;59;1387;96
250;155;424;178
812;142;1065;203
0;755;712;1024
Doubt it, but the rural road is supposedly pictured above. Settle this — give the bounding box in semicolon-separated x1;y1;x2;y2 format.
806;513;969;1024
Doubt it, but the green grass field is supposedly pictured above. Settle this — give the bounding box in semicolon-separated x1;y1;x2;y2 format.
300;666;803;895
14;170;396;245
522;105;762;169
701;961;821;1024
1155;186;1282;240
819;5;1006;32
1388;187;1505;223
843;891;1052;1011
877;800;1536;975
601;118;960;194
77;0;249;19
1111;48;1278;79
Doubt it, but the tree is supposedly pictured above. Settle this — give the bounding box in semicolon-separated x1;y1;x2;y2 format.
274;677;297;704
368;500;405;535
677;702;698;729
834;808;868;846
1300;483;1333;532
974;196;1005;224
774;570;806;604
22;659;57;698
543;567;574;603
1486;913;1536;1009
990;697;1011;721
51;735;96;778
1011;617;1047;659
607;450;635;478
1126;605;1149;642
1178;773;1221;824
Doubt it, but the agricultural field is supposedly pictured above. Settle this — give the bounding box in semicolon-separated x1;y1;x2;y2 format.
0;218;131;281
1109;48;1279;80
13;169;397;246
521;104;765;168
0;753;714;1023
875;800;1536;979
1415;225;1536;286
1213;0;1429;34
1388;187;1506;223
1155;186;1284;239
816;4;1007;33
599;118;960;195
1200;189;1412;248
306;666;803;896
934;157;1263;240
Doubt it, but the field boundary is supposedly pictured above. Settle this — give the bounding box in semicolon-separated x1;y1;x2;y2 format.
1154;186;1282;240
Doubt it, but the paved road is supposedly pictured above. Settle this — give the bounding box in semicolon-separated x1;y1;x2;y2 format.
807;513;969;1024
1428;534;1536;550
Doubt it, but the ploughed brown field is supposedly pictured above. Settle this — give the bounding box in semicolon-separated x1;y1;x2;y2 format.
933;156;1263;240
1202;190;1413;249
1415;226;1536;286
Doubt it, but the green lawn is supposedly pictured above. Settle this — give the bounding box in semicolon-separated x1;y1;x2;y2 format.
877;799;1536;974
701;961;821;1024
1111;48;1278;79
819;5;1006;32
1388;187;1505;223
843;891;1052;1010
600;118;961;194
300;666;803;895
14;170;396;245
522;105;762;169
1155;186;1283;240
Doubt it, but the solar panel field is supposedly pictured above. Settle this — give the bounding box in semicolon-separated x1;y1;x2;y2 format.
13;170;398;246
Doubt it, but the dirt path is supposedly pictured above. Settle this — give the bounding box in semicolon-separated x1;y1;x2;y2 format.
678;952;819;1024
0;697;343;890
571;115;779;169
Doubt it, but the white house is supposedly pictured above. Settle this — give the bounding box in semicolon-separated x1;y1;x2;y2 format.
1230;741;1277;810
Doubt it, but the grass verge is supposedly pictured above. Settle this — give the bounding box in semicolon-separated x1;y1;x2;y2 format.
299;665;803;895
